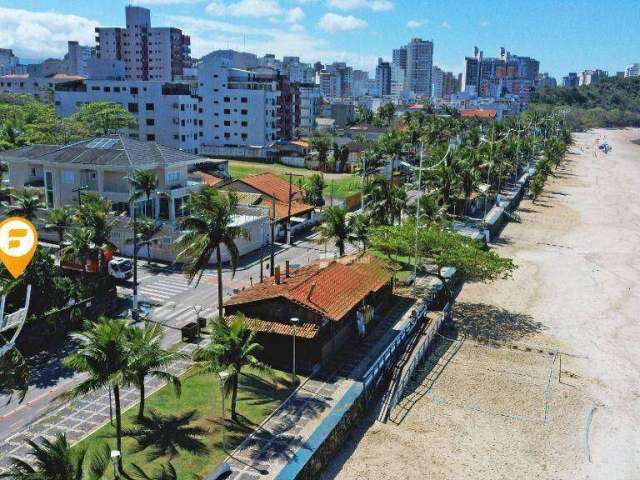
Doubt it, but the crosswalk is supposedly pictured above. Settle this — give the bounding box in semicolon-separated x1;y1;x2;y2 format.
149;302;217;331
138;277;196;304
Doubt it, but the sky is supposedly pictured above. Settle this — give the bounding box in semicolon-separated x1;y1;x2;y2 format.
0;0;638;79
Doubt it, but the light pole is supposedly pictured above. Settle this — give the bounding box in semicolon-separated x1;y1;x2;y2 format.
290;317;299;384
412;142;424;296
110;450;120;479
218;370;229;451
72;185;89;208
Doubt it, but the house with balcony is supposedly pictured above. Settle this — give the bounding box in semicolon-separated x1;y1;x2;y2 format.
1;135;270;263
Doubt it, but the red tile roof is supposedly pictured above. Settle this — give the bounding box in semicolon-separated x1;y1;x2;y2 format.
192;171;225;186
232;173;315;221
239;172;303;203
230;316;320;339
225;255;393;322
461;109;497;118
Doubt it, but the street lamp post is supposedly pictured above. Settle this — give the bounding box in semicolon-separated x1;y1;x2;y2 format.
72;185;89;208
218;371;229;452
110;450;120;479
290;317;299;384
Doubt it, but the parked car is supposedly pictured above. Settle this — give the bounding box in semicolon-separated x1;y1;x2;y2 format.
108;258;133;280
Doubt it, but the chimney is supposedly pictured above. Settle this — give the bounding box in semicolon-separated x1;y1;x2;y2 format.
275;265;281;285
285;260;290;278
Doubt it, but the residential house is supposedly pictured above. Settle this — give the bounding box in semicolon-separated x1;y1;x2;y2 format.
1;135;270;263
219;172;317;242
224;254;394;372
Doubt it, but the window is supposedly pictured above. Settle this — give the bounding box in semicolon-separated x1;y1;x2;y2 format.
241;109;248;115
62;170;75;184
114;87;121;92
145;103;154;111
128;103;138;113
130;87;139;94
224;132;230;139
91;86;100;91
224;121;230;126
146;118;155;126
241;97;248;103
103;86;111;92
241;121;248;127
166;170;181;185
30;168;36;177
44;171;54;209
146;134;155;141
241;133;248;140
224;97;230;102
224;109;231;114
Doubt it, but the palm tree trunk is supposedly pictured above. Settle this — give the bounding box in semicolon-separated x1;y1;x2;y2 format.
231;373;239;421
216;245;224;321
147;244;151;265
137;373;145;421
113;384;124;473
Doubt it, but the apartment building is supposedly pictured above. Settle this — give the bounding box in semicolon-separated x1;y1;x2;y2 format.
67;41;94;77
578;69;608;86
352;70;369;98
54;79;200;153
562;72;579;87
406;38;434;97
0;74;85;101
0;49;24;76
197;53;279;156
95;6;192;82
625;64;640;78
375;58;391;97
295;84;322;135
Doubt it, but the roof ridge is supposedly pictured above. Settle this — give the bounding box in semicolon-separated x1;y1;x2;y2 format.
118;133;135;170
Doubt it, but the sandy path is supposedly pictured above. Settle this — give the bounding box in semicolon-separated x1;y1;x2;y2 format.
323;128;640;480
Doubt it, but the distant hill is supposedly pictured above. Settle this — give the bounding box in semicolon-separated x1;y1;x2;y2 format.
530;77;640;129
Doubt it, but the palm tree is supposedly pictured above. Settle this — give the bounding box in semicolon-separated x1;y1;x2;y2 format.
127;323;186;421
63;318;132;473
347;212;371;251
175;187;248;320
0;433;110;480
3;188;41;220
309;135;332;172
76;195;117;272
130;169;158;217
129;216;163;265
61;227;95;279
300;174;326;207
315;206;349;256
388;185;407;225
45;207;74;260
193;314;267;421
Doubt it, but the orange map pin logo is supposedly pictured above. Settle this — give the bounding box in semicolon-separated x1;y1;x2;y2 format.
0;217;38;278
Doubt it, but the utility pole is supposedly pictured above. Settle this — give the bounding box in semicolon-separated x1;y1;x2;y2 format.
413;142;424;296
270;193;276;276
259;220;264;283
285;172;304;245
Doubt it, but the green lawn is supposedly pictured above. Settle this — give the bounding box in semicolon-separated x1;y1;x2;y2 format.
227;160;361;200
73;367;292;479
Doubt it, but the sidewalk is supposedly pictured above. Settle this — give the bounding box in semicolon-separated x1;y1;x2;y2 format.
223;296;417;480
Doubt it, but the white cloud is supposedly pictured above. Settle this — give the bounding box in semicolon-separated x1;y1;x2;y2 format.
326;0;394;12
167;14;378;72
407;19;427;29
318;13;367;33
441;20;451;29
479;20;489;27
285;7;305;24
0;7;99;59
206;0;284;18
132;0;204;5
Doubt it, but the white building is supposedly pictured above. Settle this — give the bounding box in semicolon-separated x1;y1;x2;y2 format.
624;64;640;78
351;70;369;98
406;38;434;97
67;41;93;77
432;66;444;99
390;65;406;97
197;53;279;155
54;79;200;153
0;49;24;76
0;74;85;101
95;6;192;82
